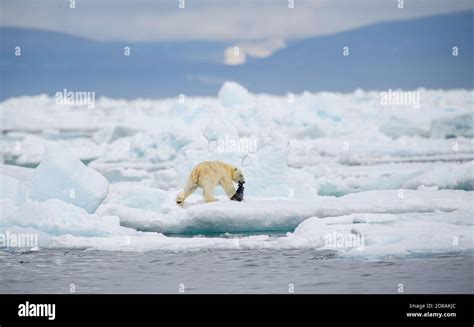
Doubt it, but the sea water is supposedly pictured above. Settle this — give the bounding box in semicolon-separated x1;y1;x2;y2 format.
1;250;472;294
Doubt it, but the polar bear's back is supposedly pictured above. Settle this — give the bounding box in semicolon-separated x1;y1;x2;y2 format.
190;161;233;185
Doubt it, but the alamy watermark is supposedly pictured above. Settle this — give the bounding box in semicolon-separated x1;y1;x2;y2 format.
0;231;38;249
209;136;258;153
324;231;365;251
55;88;96;109
18;301;55;321
380;89;420;109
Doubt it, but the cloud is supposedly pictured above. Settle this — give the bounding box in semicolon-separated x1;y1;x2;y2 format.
224;39;286;65
225;46;246;66
1;0;472;43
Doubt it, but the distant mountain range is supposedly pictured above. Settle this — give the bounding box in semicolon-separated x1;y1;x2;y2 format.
1;10;472;100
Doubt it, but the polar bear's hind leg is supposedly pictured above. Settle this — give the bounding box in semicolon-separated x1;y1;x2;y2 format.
176;176;198;205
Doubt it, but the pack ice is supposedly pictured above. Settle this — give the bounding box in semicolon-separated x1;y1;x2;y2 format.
30;144;109;213
1;81;473;258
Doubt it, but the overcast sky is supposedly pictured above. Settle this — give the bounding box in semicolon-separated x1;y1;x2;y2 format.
2;0;472;41
1;0;472;63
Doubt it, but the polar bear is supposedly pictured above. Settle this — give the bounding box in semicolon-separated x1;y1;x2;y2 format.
176;161;245;205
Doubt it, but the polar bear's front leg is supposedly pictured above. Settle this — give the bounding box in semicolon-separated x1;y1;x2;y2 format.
220;178;236;199
201;176;218;202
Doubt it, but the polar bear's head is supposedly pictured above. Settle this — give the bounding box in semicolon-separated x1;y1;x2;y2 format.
231;167;245;184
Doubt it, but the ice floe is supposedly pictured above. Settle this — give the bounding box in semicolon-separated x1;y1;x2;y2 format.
1;82;473;258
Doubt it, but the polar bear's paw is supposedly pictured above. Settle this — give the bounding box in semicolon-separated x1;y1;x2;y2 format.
176;192;185;205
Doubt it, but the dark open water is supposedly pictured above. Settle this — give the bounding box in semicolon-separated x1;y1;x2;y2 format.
1;249;472;294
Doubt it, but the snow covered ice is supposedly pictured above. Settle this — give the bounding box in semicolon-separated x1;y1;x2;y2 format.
30;144;109;213
218;81;254;108
1;82;473;258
